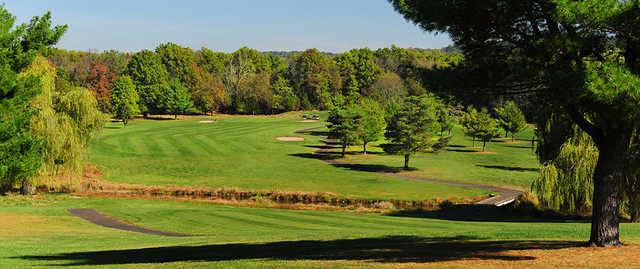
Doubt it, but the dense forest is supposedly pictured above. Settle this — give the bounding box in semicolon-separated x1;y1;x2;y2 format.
45;45;464;117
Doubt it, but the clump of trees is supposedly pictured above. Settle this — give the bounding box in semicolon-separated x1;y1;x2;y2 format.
1;8;105;194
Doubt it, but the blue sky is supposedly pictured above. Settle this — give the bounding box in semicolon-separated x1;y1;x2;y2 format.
3;0;451;53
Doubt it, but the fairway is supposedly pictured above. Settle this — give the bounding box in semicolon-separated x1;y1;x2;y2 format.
339;126;539;189
90;113;489;201
0;195;638;268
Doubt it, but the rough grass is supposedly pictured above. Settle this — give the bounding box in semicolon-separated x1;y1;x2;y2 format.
89;112;486;200
1;195;639;268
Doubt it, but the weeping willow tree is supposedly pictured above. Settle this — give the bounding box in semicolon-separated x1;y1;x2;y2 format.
22;56;105;192
532;129;598;214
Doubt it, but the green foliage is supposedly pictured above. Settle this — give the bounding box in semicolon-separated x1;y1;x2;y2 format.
382;94;445;169
162;80;194;119
223;47;272;114
125;50;169;86
195;48;230;76
495;101;527;141
192;67;224;114
25;56;104;190
369;72;407;109
328;105;362;157
271;75;299;113
111;76;139;126
0;72;43;191
156;42;197;87
137;83;167;116
461;107;500;151
287;48;342;109
436;103;455;136
355;98;386;154
532;130;597;214
389;0;640;244
0;7;68;192
336;48;382;93
473;108;501;152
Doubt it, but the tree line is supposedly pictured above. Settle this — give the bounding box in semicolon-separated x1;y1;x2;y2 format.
328;95;528;170
46;44;463;124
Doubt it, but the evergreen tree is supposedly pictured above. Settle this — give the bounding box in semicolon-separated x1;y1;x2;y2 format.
327;106;361;157
495;101;527;141
382;94;445;170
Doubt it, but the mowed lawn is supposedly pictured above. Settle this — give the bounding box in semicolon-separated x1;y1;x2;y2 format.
89;112;485;201
340;126;539;189
1;195;639;268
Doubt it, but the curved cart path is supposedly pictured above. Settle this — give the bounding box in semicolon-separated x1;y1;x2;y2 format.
68;208;192;237
295;126;523;206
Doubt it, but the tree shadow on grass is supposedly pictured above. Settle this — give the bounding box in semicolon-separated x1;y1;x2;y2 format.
16;236;584;266
332;163;404;173
502;144;535;149
289;153;341;161
388;204;588;223
477;165;538;172
446;148;478;153
289;152;405;173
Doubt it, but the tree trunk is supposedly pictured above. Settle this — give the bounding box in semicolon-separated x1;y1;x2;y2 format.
363;142;367;155
632;204;640;223
174;114;178;120
341;140;347;157
512;133;515;142
20;180;33;195
590;137;628;247
482;139;487;152
403;154;410;170
472;136;475;147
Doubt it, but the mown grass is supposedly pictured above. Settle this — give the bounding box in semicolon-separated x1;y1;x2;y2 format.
1;195;639;268
89;112;486;200
338;126;539;189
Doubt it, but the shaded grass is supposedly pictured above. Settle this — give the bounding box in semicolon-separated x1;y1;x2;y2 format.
336;126;540;189
1;195;640;268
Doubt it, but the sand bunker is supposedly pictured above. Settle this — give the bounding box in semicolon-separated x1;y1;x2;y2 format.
199;120;215;124
276;136;305;142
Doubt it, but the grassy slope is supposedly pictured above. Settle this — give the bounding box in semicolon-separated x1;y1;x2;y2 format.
1;195;639;268
340;126;539;189
89;112;485;200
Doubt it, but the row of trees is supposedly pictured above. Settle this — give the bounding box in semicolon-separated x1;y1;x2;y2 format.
461;101;527;152
46;44;463;122
328;94;455;170
328;95;528;169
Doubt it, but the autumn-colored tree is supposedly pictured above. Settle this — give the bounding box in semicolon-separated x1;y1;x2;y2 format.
88;61;115;112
